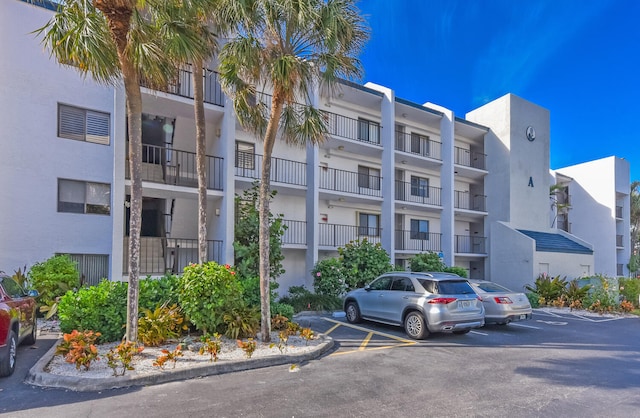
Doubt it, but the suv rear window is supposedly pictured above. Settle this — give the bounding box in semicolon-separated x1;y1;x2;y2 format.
419;279;475;295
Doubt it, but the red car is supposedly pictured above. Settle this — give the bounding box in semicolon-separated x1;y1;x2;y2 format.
0;273;39;377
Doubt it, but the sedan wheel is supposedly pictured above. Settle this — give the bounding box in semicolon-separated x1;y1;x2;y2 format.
345;302;361;324
0;330;17;377
404;312;428;340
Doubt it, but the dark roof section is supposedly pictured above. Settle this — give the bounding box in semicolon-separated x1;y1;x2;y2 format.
517;230;593;254
336;79;385;97
395;97;444;117
454;117;490;132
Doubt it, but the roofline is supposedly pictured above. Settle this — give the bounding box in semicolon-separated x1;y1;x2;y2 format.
337;78;385;97
395;97;444;117
454;116;490;132
21;0;60;12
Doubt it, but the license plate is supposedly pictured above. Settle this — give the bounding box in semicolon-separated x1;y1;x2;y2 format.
459;300;472;309
519;314;527;320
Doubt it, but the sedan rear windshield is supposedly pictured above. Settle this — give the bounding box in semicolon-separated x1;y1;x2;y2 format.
418;279;476;295
474;282;511;293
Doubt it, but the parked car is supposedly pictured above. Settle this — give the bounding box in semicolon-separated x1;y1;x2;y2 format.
468;279;532;325
343;272;485;339
0;272;39;377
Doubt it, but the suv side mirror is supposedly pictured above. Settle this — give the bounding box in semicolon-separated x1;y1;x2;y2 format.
27;290;39;298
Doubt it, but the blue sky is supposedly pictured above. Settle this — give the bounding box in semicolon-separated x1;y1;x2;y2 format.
356;0;640;181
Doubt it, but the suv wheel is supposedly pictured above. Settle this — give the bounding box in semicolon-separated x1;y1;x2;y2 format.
23;323;37;346
0;330;17;377
345;302;361;323
404;312;428;340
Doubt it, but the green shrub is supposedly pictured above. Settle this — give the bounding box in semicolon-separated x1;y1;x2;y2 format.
583;275;618;313
443;266;468;278
138;303;186;346
279;286;342;313
524;274;567;304
565;279;591;306
339;239;393;289
312;258;347;297
271;302;295;320
58;275;180;343
525;293;540;308
29;254;80;309
178;262;243;334
409;252;445;272
223;305;260;339
238;275;279;308
619;278;640;307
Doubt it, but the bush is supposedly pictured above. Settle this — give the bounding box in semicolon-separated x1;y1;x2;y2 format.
271;302;295;320
238;275;280;308
583;275;618;313
619;278;640;307
138;303;186;346
524;274;568;304
443;266;468;278
312;258;347;297
58;275;180;343
279;286;342;313
29;254;80;309
525;293;540;308
339;239;393;289
178;262;243;334
409;252;445;272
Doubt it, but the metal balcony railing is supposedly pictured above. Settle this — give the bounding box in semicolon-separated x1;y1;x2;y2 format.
141;64;225;107
282;219;307;245
394;131;442;160
123;237;223;275
395;180;441;206
128;144;224;190
235;151;307;186
323;111;382;145
455;235;487;254
454;191;486;211
454;147;486;170
319;167;382;197
395;230;442;252
319;223;381;247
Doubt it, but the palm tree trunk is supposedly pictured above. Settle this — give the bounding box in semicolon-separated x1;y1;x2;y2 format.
259;95;284;342
95;0;141;343
193;61;208;264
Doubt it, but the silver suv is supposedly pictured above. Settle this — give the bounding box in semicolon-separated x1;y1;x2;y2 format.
343;272;485;339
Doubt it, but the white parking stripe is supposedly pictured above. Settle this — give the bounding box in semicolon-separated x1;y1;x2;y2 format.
509;323;542;330
470;330;488;335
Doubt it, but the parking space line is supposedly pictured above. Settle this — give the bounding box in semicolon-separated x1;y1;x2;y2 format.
323;318;416;344
330;342;417;356
509;323;541;330
470;330;488;336
323;323;342;335
359;332;374;351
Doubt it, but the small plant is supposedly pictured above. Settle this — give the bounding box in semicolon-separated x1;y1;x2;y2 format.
272;330;290;353
525;274;567;305
153;345;183;369
11;265;30;290
565;279;591;310
271;314;290;331
106;341;144;376
55;330;101;371
619;300;634;312
300;327;315;345
29;254;80;312
199;333;222;362
223;305;260;339
138;302;187;346
237;338;257;358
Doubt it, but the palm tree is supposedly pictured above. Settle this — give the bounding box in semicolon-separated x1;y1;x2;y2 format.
218;0;369;341
153;0;222;263
38;0;174;342
630;180;640;257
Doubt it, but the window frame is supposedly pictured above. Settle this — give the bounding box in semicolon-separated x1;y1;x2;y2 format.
410;175;429;198
357;118;380;144
58;178;111;215
358;212;380;237
235;141;256;170
410;219;429;240
58;103;110;145
358;165;381;190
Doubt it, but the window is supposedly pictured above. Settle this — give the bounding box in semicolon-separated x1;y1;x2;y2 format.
410;132;430;156
58;104;110;145
410;219;429;240
357;118;380;144
58;179;111;215
358;212;380;237
235;141;255;170
369;276;392;291
1;276;25;298
410;176;429;198
391;277;415;291
358;166;380;190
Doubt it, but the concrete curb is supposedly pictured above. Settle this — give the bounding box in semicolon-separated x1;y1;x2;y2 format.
25;334;334;392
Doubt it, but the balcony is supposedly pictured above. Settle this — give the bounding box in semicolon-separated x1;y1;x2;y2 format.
454;147;486;170
616;205;624;219
395;131;442;160
395;230;442;252
128;144;224;190
281;219;307;246
235;151;307;187
123;237;223;275
395;180;441;207
141;64;225;107
319;167;382;198
323;111;382;146
616;235;624;248
454;191;486;212
455;235;487;254
319;223;381;248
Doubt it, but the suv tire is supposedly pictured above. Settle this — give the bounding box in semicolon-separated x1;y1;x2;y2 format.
404;311;429;340
345;302;362;324
0;330;17;377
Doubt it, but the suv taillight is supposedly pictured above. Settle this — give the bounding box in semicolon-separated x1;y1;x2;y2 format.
493;297;513;304
428;297;457;304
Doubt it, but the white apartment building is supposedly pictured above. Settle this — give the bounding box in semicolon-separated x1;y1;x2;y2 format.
1;0;630;293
